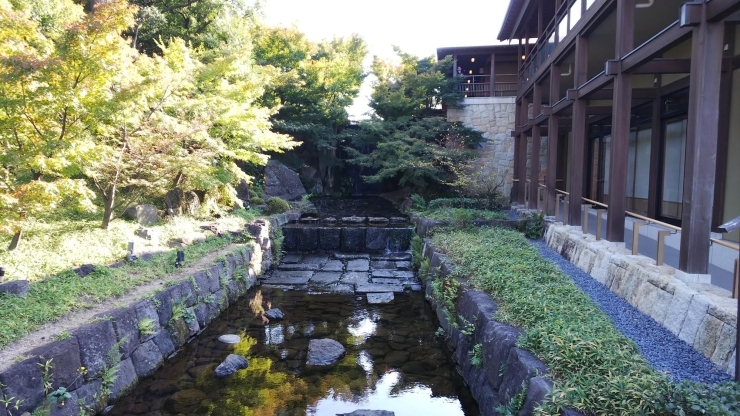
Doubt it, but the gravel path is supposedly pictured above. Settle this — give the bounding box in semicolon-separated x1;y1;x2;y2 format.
529;238;732;384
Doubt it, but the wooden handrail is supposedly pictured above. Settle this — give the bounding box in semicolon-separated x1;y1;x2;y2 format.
711;238;740;252
582;197;608;209
624;211;682;232
555;189;569;195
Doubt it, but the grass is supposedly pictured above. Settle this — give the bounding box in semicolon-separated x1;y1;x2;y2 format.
430;226;740;416
419;207;508;222
0;208;262;350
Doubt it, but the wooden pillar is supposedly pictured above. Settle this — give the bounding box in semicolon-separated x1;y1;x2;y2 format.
647;96;661;219
546;64;561;215
514;101;522;202
517;95;530;204
530;83;543;206
606;0;635;242
490;53;496;97
679;7;724;273
538;1;544;38
453;55;458;77
568;36;588;225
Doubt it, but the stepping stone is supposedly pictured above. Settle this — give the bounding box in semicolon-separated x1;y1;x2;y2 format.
333;253;370;260
281;254;303;264
341;272;369;285
341;216;366;224
271;270;314;278
394;271;415;279
347;259;370;271
267;272;312;285
371;270;416;280
330;284;355;294
371;278;404;285
310;272;342;285
371;270;396;278
218;334;240;344
372;253;412;261
355;283;405;293
307;338;345;366
370;261;395;269
395;261;412;271
322;260;344;272
367;293;394;304
278;263;320;271
302;255;329;266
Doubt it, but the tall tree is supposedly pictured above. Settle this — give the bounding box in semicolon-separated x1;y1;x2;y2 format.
0;0;136;246
252;26;367;193
348;49;482;194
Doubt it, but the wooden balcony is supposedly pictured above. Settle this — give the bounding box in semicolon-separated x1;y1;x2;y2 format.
457;75;518;98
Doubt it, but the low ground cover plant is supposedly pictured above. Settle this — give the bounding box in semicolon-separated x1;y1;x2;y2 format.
430;226;740;415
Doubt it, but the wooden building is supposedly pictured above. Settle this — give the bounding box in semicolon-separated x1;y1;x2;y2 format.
502;0;740;278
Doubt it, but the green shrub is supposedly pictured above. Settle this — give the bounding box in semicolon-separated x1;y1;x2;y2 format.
264;197;290;215
422;208;508;225
411;234;424;269
428;197;488;210
410;194;427;210
430;227;739;415
250;196;265;206
516;211;545;239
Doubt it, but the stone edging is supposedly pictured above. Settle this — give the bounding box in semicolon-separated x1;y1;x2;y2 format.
544;223;737;377
416;219;583;416
0;215;287;416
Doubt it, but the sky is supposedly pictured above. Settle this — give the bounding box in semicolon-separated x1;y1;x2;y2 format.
260;0;512;119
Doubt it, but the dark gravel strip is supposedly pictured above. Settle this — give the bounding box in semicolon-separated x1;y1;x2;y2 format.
529;238;732;384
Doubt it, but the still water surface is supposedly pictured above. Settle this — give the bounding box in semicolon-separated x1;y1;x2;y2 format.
108;289;479;416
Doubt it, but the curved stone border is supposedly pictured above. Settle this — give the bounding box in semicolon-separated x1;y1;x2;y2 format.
0;216;286;416
420;237;583;416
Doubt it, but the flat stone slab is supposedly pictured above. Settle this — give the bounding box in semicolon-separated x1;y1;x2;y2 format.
371;270;416;279
322;260;344;272
266;274;312;285
271;270;314;278
341;272;369;285
334;253;370;260
367;293;395;304
355;283;406;293
310;272;342;285
281;254;303;264
371;261;396;269
346;259;370;271
301;255;330;265
372;253;412;261
342;216;366;224
395;261;412;270
278;263;320;271
371;278;410;285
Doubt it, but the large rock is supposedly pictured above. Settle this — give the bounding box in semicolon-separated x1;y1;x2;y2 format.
131;340;164;378
164;188;184;216
264;160;306;201
214;354;249;378
264;308;284;320
235;179;251;207
0;280;30;296
123;204;159;225
306;338;346;366
183;191;201;216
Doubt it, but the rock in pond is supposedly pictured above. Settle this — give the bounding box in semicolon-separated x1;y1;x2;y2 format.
264;308;284;320
367;293;394;304
164;389;207;413
214;354;249;378
338;410;395;416
218;334;240;344
306;339;345;366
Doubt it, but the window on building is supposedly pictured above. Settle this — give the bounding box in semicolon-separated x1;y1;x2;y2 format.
660;118;687;219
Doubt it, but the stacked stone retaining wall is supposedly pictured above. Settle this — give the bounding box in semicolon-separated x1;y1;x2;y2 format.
0;215;288;416
544;223;737;377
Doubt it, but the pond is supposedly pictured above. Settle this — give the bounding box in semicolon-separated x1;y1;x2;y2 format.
108;289;480;416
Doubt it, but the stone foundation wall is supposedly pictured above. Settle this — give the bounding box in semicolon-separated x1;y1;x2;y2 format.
447;97;516;196
418;229;583;416
282;226;412;253
545;223;738;377
0;216;288;416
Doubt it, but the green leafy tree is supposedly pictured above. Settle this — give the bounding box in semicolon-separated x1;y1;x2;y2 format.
252;26;367;193
348;49;482;194
0;0;136;246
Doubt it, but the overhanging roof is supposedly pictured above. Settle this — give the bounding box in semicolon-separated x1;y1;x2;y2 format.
498;0;558;42
436;44;520;61
498;0;528;41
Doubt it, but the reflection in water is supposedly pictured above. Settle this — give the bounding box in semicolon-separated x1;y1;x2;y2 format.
309;371;465;416
107;290;478;416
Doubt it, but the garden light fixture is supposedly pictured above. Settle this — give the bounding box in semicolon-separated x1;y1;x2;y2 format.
175;250;185;268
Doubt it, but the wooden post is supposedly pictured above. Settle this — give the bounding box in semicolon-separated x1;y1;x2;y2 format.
530;83;542;206
568;36;588;226
606;0;635;242
518;95;530;205
546;65;561;216
490;53;496;97
582;204;592;234
679;6;724;273
656;230;671;266
632;221;645;255
596;209;606;240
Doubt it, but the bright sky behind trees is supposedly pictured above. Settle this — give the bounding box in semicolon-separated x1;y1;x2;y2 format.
260;0;510;119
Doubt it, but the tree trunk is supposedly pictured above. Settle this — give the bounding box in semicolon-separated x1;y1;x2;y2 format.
8;229;22;251
102;184;116;230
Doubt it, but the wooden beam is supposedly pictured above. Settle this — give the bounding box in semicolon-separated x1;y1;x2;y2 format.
552;97;572;115
546;63;561;216
490;53;496;98
587;88;656;100
578;71;610;98
621;22;692;73
633;58;692;74
586;106;614;115
680;8;724;273
707;0;740;22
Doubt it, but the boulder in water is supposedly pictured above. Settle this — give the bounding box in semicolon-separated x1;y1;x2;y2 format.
214;354;249;378
264;308;284;321
306;338;345;366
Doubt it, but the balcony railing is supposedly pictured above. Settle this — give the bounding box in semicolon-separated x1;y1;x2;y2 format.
456;75;517;98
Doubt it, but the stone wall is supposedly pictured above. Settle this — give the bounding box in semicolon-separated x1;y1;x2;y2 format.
447;97;516;196
545;223;738;377
418;224;584;416
0;216;288;416
282;225;412;253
